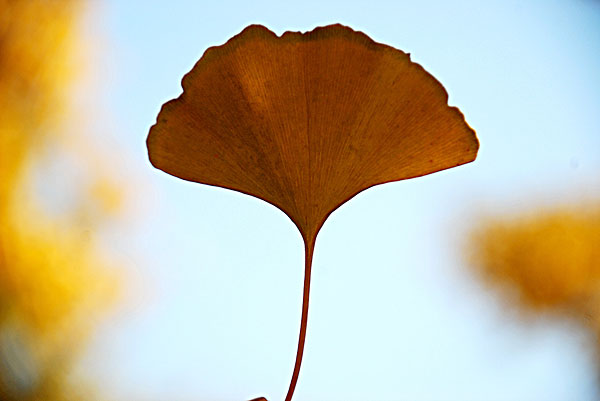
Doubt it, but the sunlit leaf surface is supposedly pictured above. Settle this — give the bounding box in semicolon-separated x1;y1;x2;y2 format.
148;24;478;401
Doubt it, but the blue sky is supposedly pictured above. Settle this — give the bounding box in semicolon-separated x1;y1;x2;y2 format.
81;1;600;400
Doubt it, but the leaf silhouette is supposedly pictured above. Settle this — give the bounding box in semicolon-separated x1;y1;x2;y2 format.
147;24;478;401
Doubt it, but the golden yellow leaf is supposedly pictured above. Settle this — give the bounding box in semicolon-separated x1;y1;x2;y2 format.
0;1;121;399
470;205;600;318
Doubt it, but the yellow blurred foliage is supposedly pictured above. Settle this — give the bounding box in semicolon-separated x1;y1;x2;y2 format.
469;204;600;335
1;1;121;400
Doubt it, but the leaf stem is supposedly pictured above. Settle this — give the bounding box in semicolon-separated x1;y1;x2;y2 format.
284;239;314;401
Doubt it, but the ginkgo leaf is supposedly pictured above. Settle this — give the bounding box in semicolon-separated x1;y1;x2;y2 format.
147;24;479;401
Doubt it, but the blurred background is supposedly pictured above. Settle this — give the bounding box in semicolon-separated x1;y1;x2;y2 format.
0;0;599;400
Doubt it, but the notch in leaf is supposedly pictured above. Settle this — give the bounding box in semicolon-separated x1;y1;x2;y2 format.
147;24;479;401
